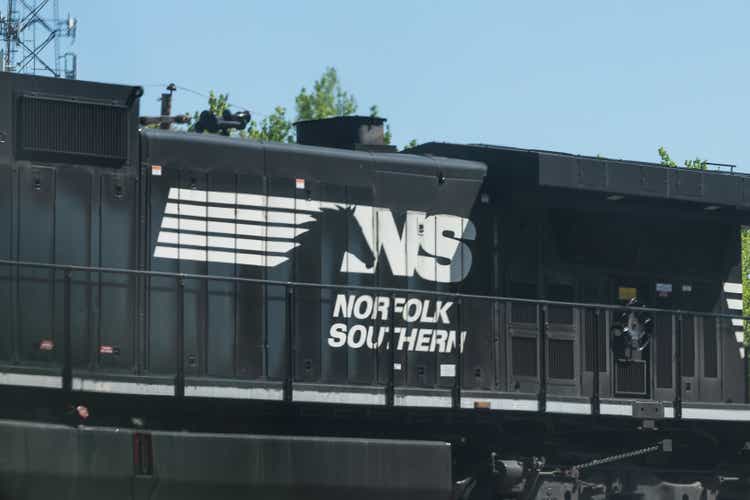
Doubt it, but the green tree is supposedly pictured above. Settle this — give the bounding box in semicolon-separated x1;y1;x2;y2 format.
296;67;357;121
247;106;294;143
403;139;418;150
189;67;404;146
658;146;707;170
657;146;678;167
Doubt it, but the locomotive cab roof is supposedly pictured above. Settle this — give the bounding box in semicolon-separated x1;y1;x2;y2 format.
408;142;750;216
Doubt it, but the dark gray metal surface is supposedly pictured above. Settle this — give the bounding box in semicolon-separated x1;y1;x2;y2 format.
0;419;452;500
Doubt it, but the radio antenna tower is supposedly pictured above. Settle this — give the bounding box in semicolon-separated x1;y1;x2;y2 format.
0;0;77;79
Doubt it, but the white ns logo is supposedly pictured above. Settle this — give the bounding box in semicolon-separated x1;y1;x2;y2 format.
340;207;476;284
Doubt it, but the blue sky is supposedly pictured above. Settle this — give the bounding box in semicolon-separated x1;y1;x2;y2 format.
65;1;749;169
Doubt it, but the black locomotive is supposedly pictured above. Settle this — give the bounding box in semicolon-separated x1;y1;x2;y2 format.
0;72;748;499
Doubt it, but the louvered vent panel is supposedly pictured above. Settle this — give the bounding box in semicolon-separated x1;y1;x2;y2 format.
615;360;647;396
548;339;574;379
18;95;128;165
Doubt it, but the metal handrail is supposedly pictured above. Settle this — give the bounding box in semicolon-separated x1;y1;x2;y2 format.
0;257;747;411
0;258;747;320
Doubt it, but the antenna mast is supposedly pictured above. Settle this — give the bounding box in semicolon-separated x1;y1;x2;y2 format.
0;0;77;78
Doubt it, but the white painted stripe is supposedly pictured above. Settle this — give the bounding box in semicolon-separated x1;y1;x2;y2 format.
724;282;743;294
154;246;288;267
0;372;62;389
293;390;384;406
440;364;456;377
664;407;675;418
459;397;538;412
395;394;453;408
160;217;308;240
682;407;750;421
393;363;402;370
165;202;316;225
726;298;743;311
185;385;283;401
732;318;745;327
546;400;591;415
600;403;632;417
72;378;173;396
735;331;745;343
740;347;746;359
157;231;298;254
168;188;340;213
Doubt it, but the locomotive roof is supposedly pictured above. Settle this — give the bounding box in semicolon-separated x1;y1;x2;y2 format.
408;142;750;211
141;129;487;214
141;129;486;181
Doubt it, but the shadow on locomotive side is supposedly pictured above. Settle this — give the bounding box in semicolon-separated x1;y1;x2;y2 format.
0;72;749;500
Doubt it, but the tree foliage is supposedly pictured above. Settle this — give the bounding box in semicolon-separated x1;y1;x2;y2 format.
247;106;294;143
296;67;357;121
657;146;707;170
189;67;408;146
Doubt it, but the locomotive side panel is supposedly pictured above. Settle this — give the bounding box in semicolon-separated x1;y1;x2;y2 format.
0;165;11;362
143;133;486;401
97;172;138;373
53;168;93;369
0;163;140;382
17;166;56;366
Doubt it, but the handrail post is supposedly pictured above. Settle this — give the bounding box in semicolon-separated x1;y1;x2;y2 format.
538;304;547;413
386;292;396;407
175;276;185;398
674;313;682;419
283;285;294;403
62;268;73;395
452;296;463;410
592;308;600;416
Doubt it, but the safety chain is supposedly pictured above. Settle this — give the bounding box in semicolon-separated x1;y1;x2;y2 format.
574;443;662;472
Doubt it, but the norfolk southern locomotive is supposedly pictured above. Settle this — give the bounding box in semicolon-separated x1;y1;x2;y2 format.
0;73;749;500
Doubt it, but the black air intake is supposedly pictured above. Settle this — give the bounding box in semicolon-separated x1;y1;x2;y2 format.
615;360;647;396
17;94;129;166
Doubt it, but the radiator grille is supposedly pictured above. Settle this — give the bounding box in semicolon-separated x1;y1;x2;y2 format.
615;360;647;396
17;95;129;165
512;337;537;377
548;339;574;379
